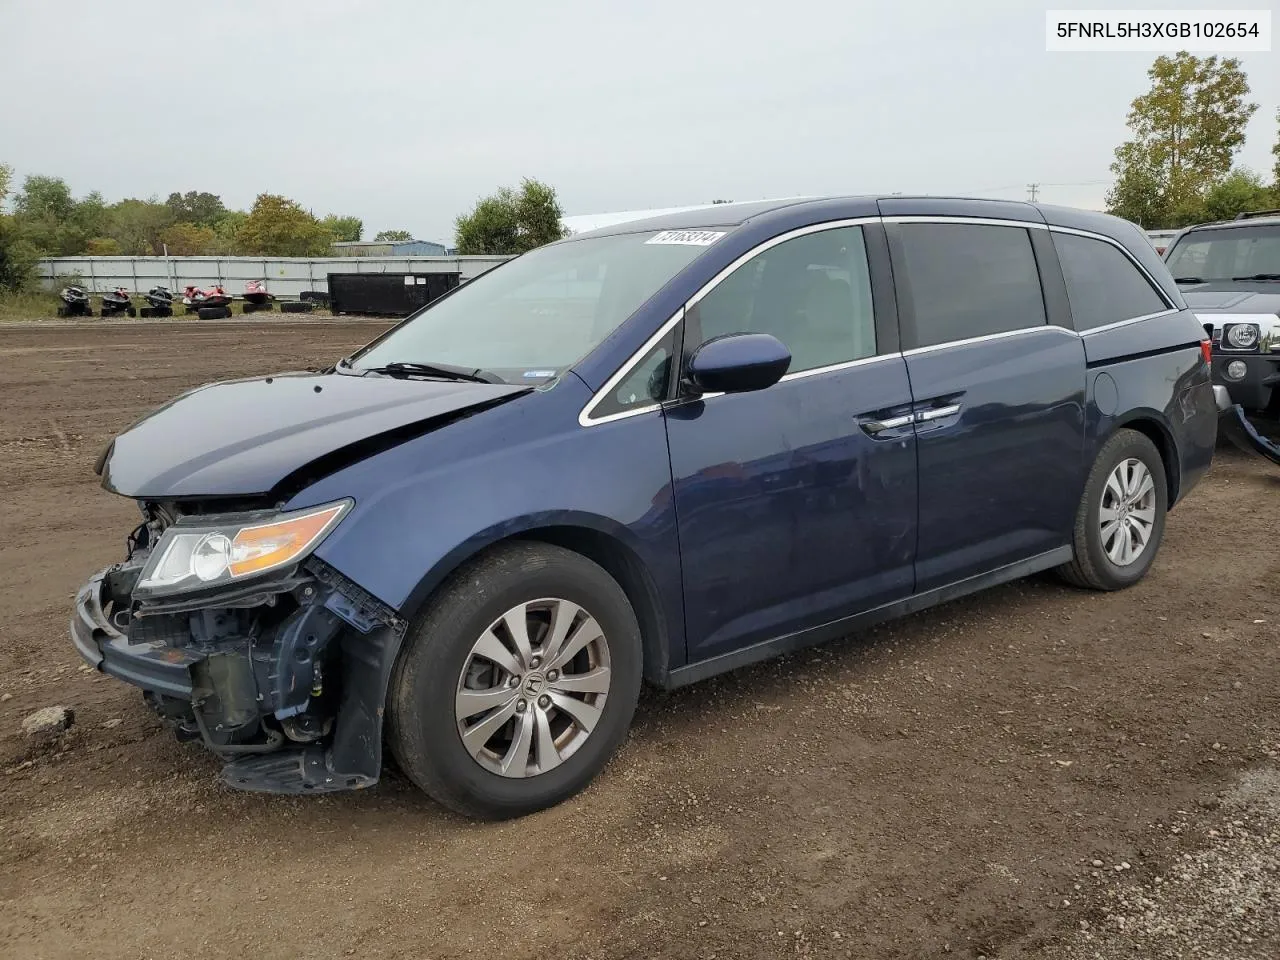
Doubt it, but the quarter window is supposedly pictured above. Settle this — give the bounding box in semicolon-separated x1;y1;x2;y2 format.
897;223;1046;348
1053;232;1167;330
692;226;876;374
590;331;675;419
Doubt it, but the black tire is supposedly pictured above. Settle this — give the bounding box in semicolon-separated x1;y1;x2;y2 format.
56;305;68;318
126;307;136;317
197;306;224;320
280;300;313;313
1057;428;1168;591
388;542;643;820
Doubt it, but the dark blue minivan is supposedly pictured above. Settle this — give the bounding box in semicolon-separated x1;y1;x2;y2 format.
73;197;1219;818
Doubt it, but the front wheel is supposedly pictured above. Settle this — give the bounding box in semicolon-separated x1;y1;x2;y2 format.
388;542;642;820
1057;428;1168;591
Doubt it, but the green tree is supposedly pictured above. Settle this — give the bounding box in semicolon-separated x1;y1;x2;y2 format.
454;178;567;255
164;191;227;228
85;237;123;256
159;221;216;256
1201;168;1271;222
1272;108;1280;192
13;174;74;222
374;229;413;241
210;210;247;255
236;193;332;256
0;164;12;207
321;214;363;242
1107;52;1257;228
0;214;38;292
106;198;175;255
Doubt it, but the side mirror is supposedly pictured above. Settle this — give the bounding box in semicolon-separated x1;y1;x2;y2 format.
685;333;791;395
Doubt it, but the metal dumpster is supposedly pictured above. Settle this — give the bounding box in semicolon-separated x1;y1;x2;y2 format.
327;271;460;317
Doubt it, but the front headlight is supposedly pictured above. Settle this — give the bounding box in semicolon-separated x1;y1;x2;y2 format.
1224;323;1260;349
136;500;351;597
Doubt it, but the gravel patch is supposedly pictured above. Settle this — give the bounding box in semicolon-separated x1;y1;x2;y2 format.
1055;765;1280;960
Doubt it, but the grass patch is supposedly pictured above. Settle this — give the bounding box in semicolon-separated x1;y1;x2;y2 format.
0;290;63;321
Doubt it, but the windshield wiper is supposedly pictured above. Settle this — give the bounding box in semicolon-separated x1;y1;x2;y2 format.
1173;276;1206;284
360;361;504;384
1231;273;1280;281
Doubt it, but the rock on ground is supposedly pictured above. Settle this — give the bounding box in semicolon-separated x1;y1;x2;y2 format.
21;706;74;738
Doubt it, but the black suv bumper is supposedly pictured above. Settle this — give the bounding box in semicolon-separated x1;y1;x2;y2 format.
71;569;200;698
1213;353;1280;413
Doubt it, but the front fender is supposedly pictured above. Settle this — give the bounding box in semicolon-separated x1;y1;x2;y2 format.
286;375;686;665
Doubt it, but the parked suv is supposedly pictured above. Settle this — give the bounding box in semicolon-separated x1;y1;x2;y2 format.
1164;209;1280;416
73;197;1218;819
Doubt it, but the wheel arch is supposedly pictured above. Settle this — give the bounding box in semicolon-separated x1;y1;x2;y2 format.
399;515;675;687
1108;412;1180;505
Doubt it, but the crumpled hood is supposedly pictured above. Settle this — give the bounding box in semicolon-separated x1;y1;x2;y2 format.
100;371;529;498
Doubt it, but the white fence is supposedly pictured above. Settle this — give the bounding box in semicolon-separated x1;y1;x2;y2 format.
38;255;513;298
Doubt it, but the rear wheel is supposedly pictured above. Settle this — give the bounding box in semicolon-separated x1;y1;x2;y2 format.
388;542;642;820
1057;428;1167;591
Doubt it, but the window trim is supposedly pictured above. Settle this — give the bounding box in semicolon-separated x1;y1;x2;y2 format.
576;215;1183;426
1048;226;1178;335
578;216;881;426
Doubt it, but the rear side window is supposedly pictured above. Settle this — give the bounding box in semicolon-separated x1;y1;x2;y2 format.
897;223;1046;348
1053;232;1168;330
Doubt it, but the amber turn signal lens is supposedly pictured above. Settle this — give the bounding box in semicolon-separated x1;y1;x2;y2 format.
228;504;346;577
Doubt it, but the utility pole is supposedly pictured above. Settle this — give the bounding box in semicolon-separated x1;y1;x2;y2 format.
1027;183;1040;202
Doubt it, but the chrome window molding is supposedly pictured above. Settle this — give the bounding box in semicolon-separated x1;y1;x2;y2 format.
881;215;1049;230
901;324;1077;357
1077;307;1182;337
579;217;880;427
577;214;1186;427
1046;225;1178;311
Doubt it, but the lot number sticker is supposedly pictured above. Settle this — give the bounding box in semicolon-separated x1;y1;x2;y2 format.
645;230;726;246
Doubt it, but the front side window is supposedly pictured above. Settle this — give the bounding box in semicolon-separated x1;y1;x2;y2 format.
897;223;1046;348
692;226;876;374
352;231;716;382
1163;224;1280;282
1053;232;1168;330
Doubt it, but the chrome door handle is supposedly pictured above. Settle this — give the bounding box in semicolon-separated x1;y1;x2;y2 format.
860;413;914;435
915;404;961;423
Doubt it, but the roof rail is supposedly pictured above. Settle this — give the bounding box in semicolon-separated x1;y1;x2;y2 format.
1233;208;1280;220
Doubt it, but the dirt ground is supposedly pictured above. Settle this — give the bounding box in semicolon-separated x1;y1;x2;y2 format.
1;319;1277;960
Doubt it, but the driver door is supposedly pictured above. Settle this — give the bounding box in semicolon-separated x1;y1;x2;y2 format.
663;223;918;663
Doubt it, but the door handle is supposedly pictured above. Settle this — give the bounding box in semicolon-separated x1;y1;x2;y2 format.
915;404;961;423
859;413;914;435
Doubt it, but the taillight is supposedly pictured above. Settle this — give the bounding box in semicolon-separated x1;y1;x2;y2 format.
1200;340;1213;364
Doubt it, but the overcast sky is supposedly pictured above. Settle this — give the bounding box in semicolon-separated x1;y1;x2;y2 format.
1;0;1276;243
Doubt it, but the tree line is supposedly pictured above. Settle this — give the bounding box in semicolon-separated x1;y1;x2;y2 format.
0;172;418;292
1107;52;1280;229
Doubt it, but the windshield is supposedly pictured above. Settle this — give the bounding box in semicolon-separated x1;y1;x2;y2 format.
1164;224;1280;282
351;231;722;381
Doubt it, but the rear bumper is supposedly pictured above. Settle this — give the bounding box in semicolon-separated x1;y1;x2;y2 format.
71;570;199;699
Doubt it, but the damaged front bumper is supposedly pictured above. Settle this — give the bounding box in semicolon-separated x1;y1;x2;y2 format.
71;557;405;795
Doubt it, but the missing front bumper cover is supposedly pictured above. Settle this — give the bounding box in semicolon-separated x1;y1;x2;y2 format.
71;560;404;794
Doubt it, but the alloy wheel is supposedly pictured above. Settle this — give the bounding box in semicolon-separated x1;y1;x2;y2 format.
1099;457;1157;566
455;598;612;778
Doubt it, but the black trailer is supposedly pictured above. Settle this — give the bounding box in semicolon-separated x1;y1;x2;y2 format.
327;271;460;317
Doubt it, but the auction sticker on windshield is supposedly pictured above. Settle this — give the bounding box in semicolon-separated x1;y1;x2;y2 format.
645;230;726;245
